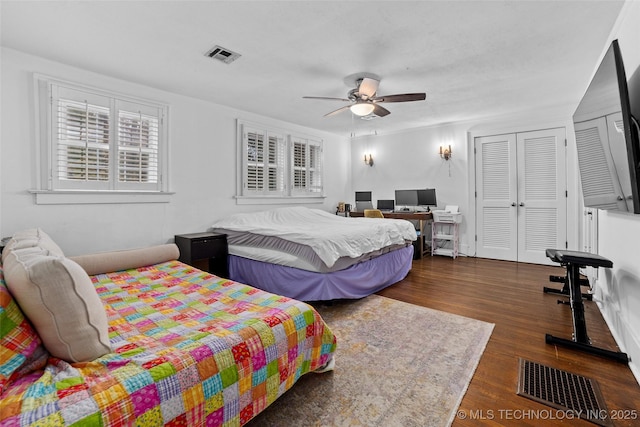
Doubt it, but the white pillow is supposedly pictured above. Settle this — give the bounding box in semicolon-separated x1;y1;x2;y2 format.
3;247;111;362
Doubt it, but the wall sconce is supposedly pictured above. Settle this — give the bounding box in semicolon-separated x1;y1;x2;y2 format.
364;153;374;167
439;145;452;160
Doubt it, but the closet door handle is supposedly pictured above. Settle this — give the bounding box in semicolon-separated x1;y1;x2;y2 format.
511;202;516;207
519;202;525;207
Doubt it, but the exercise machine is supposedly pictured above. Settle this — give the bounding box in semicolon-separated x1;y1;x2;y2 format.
544;249;628;363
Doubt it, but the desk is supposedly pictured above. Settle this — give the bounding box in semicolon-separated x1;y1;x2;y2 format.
348;211;433;258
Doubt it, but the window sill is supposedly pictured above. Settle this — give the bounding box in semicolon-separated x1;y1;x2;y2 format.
30;190;174;205
235;195;326;205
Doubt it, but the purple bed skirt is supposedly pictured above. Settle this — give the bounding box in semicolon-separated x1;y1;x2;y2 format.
227;245;414;301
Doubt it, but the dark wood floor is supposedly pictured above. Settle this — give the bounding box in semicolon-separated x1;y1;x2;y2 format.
377;255;640;427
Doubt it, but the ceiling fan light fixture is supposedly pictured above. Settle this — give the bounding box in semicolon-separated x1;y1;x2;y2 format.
350;102;375;116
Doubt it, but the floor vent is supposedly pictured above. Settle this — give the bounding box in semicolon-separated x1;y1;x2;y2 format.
516;358;612;427
204;45;241;64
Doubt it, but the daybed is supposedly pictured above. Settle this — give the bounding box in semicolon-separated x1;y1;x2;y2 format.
0;229;336;426
211;206;417;301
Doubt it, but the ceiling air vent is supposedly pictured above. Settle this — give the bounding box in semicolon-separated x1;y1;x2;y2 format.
204;45;241;64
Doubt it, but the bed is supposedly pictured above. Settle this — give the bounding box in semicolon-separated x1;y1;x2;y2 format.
211;206;417;301
0;229;336;426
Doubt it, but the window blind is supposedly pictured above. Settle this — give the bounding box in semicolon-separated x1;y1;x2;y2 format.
57;99;110;183
308;142;323;193
239;120;323;199
118;110;159;184
292;140;307;191
291;136;323;194
47;82;166;192
246;130;265;191
243;127;286;195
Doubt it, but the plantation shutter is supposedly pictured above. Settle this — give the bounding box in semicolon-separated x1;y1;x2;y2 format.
242;126;285;195
116;100;161;190
53;87;111;190
238;120;323;200
245;129;265;192
291;136;323;195
308;140;323;193
292;138;307;192
50;83;165;192
267;133;286;193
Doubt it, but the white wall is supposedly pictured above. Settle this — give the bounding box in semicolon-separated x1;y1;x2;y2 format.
594;0;640;383
349;109;582;258
350;124;471;253
0;48;351;256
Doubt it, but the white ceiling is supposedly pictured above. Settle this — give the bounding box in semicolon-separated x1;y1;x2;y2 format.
0;0;626;137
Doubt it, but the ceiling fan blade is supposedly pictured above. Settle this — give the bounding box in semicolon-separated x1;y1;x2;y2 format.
303;96;351;102
324;105;352;117
372;104;391;117
358;77;379;99
373;93;426;103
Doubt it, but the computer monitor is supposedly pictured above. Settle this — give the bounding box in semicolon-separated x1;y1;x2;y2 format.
417;188;437;208
355;201;374;211
377;199;395;211
395;189;419;207
355;191;372;202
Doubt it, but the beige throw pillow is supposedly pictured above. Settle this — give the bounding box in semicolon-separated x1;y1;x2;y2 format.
3;247;111;362
1;228;63;263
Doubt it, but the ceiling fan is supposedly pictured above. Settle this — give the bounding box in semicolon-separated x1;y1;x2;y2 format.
303;75;426;118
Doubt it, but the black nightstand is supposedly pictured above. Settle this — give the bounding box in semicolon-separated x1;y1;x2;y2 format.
174;232;228;278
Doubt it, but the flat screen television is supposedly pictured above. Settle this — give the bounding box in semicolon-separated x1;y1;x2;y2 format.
417;188;437;208
395;189;419;207
573;39;640;213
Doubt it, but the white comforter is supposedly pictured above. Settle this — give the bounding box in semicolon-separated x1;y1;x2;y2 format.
211;206;417;268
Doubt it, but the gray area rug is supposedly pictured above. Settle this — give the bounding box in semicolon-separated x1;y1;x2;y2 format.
247;294;494;427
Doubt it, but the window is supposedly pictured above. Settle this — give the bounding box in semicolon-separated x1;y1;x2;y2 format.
243;125;286;196
35;75;169;200
238;120;324;202
291;136;323;194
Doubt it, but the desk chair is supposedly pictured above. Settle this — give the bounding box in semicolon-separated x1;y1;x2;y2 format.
544;249;628;363
363;209;384;218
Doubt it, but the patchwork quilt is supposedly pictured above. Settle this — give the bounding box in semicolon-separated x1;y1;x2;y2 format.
0;261;337;426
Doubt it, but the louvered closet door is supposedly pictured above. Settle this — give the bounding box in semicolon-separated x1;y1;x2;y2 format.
475;128;567;264
516;128;567;264
476;134;518;261
574;113;630;211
